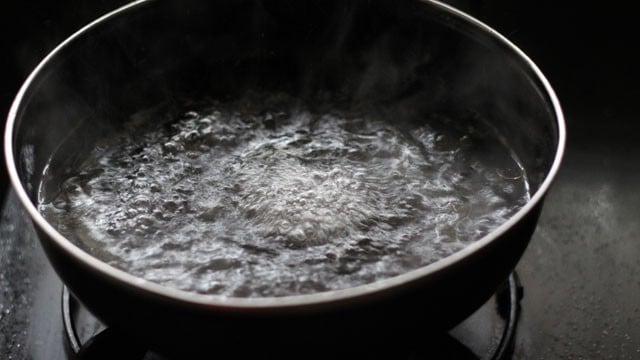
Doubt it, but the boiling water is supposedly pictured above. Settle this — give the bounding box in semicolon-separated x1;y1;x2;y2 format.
39;93;529;297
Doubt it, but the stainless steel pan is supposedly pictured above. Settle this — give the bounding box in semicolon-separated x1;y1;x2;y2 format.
4;0;564;356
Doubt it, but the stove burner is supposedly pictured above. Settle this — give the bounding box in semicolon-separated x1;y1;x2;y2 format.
62;273;522;360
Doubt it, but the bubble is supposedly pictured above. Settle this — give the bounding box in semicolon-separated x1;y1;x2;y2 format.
162;140;183;155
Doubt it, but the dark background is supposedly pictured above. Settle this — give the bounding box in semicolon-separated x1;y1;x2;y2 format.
1;1;639;358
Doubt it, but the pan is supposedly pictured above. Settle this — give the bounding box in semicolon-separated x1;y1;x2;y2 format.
4;0;564;356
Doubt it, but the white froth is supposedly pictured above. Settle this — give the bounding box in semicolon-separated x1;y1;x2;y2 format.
40;93;529;297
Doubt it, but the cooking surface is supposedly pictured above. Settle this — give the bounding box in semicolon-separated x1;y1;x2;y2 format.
1;0;639;358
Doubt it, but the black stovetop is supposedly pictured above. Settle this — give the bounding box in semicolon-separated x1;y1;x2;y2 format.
1;1;639;359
